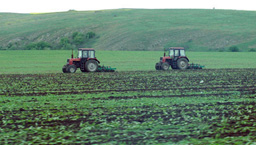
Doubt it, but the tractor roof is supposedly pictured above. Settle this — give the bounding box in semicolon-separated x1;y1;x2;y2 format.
78;48;95;51
169;47;184;50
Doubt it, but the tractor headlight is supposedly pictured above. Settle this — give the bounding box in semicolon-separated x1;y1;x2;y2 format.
160;57;163;61
67;59;69;62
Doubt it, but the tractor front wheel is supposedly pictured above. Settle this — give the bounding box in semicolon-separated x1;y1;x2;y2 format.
161;62;170;71
177;58;188;70
67;65;77;73
85;60;98;72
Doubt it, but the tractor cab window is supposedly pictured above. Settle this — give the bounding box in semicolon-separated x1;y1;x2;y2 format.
174;50;179;56
180;50;185;56
169;49;174;57
83;51;88;58
78;50;82;58
88;51;95;58
78;50;95;58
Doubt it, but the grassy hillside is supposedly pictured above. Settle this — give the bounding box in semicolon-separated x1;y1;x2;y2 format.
1;9;256;51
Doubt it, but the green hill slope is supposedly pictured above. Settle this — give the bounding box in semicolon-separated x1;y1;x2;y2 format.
1;9;256;51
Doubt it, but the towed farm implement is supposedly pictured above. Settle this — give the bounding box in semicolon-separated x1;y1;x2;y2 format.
62;48;116;73
155;47;204;70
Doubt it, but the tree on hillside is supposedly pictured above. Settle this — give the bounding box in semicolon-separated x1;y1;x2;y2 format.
86;32;96;39
57;31;97;50
60;37;73;50
26;41;51;50
229;46;240;52
249;48;256;52
72;32;85;45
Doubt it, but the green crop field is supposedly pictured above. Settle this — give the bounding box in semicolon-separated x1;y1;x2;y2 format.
1;69;256;144
1;50;256;74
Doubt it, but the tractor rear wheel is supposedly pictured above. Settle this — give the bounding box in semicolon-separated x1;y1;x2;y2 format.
85;60;98;72
161;62;170;71
177;58;188;70
67;65;77;73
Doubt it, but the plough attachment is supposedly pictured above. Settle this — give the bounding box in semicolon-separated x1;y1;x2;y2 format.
187;63;204;69
97;65;116;72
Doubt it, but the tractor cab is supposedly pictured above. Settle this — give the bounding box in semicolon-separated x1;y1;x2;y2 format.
167;47;186;58
78;48;95;59
169;47;186;58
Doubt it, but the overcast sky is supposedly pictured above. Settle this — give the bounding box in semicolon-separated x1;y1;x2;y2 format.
1;0;256;13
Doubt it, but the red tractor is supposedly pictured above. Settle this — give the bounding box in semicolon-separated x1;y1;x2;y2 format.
62;48;100;73
155;47;189;70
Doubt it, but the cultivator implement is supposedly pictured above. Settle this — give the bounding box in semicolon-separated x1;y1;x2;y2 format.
97;65;116;72
187;63;204;69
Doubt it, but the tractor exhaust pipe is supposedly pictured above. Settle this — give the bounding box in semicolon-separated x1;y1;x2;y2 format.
71;48;74;58
164;52;166;57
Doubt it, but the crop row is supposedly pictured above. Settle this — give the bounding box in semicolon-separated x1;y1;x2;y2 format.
0;69;256;97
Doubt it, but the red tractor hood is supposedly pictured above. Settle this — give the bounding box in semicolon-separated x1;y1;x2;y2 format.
161;56;171;62
68;58;81;65
67;58;100;65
